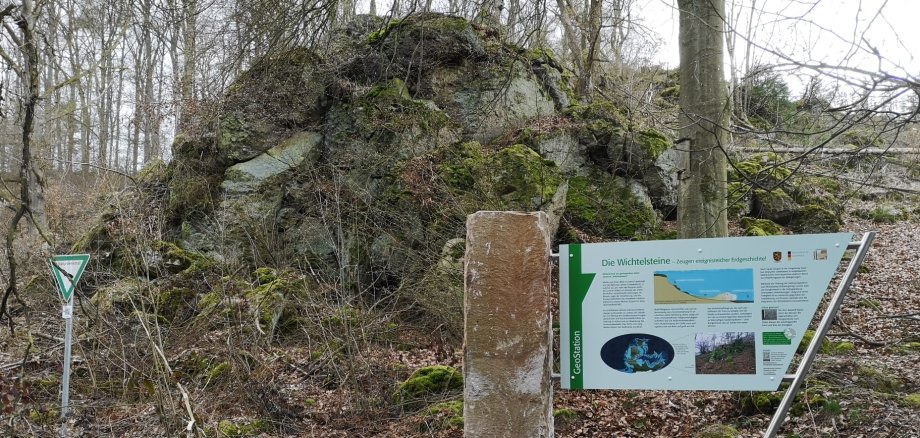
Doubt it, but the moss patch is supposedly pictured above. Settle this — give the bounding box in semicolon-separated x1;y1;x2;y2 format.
420;400;464;431
633;129;671;160
217;419;271;437
695;424;740;438
789;205;841;233
739;391;782;414
565;172;656;239
902;393;920;409
855;366;903;394
395;365;463;411
740;217;783;236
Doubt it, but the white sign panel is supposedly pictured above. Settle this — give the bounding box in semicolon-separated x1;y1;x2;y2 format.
560;233;851;391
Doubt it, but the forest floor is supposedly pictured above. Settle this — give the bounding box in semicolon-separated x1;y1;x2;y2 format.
1;205;918;437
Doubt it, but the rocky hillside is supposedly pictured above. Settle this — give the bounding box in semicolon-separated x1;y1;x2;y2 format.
2;13;916;438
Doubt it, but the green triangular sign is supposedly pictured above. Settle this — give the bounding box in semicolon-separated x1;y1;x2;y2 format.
50;254;90;302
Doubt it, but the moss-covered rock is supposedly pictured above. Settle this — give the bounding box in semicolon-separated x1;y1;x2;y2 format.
727;182;753;218
729;153;792;188
152;241;216;275
395;365;463;411
91;278;147;315
155;287;196;322
478;144;561;207
740;217;784;236
245;268;311;337
218;47;328;163
789;205;841;233
752;189;799;225
410;238;465;338
565;171;657;239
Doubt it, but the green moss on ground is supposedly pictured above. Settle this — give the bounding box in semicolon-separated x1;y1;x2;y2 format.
420;400;464;431
217;419;271;437
205;361;231;385
553;407;579;425
395;365;463;411
903;393;920;408
695;424;740;438
739;391;782;414
855;366;903;394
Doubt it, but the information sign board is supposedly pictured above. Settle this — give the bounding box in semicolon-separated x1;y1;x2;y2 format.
560;233;851;391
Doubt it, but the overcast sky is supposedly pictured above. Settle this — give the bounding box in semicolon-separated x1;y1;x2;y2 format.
645;0;918;78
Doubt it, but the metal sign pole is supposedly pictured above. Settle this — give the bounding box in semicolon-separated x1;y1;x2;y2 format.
61;297;74;430
764;231;876;438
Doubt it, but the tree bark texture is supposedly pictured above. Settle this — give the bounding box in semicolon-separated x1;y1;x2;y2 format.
677;0;729;238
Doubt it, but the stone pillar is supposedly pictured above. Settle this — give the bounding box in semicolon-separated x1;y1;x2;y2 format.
463;211;553;438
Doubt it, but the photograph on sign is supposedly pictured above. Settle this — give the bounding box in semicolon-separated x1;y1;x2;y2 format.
559;233;852;391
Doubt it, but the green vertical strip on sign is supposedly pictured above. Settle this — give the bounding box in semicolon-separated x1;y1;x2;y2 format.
568;244;595;389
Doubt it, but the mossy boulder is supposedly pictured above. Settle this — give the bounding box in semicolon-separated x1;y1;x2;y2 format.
322;84;457;195
136;158;170;189
91;278;148;315
740;217;784;236
166;152;223;224
395;365;463;411
151;241;216;276
789;205;842;233
729;153;792;188
569;100;628;149
218;48;328;163
245;268;311;337
478;144;561;207
433;142;564;213
752;188;799;225
727;182;753;218
565;171;657;239
608;128;679;214
155;287;197;322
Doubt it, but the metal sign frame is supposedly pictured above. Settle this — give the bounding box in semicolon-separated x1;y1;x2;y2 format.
764;231;875;437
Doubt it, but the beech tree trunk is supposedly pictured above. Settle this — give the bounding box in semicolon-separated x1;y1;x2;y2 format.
677;0;729;238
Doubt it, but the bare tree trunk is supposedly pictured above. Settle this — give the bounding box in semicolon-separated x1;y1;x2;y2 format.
18;0;46;231
677;0;728;238
178;0;198;131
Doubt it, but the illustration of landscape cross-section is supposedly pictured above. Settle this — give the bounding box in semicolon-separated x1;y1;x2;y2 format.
653;268;755;304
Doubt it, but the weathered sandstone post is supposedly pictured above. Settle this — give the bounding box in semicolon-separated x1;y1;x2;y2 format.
463;211;553;437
